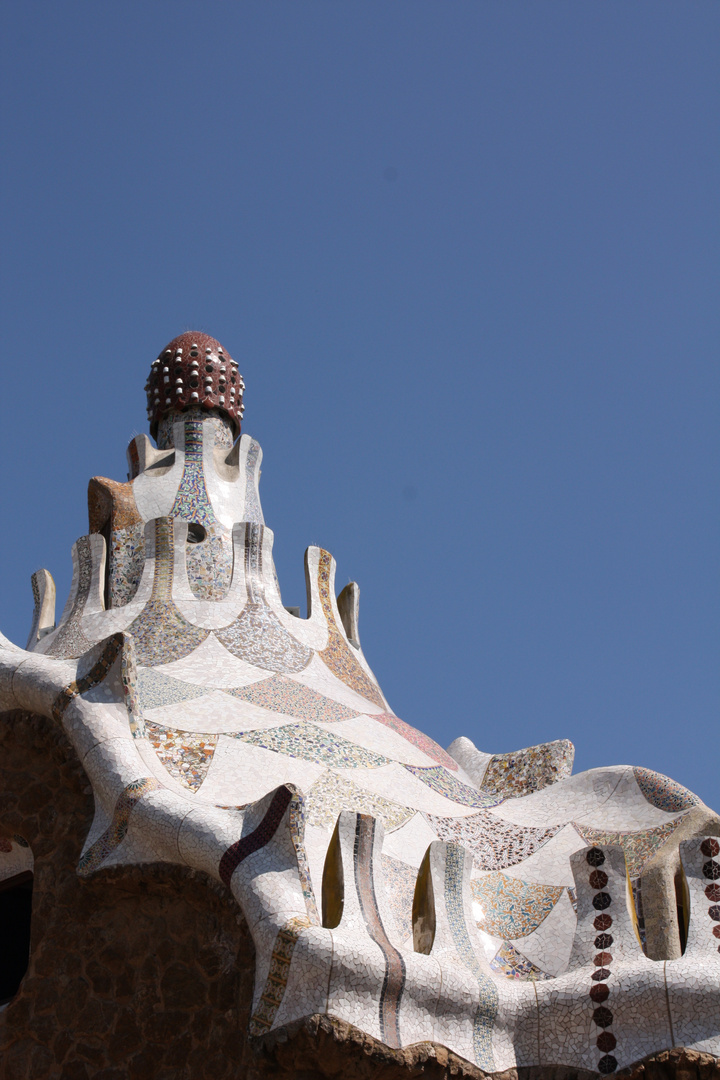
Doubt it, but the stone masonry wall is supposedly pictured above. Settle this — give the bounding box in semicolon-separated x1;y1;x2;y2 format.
0;711;255;1080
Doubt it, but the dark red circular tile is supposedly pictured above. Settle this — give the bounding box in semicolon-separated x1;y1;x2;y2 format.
594;914;613;931
592;968;611;982
590;983;610;1003
593;892;612;911
700;838;720;858
594;952;613;967
598;1053;618;1073
706;884;720;902
593;1005;613;1028
587;847;606;867
709;905;720;922
595;933;613;949
597;1032;617;1053
702;860;720;881
589;870;609;890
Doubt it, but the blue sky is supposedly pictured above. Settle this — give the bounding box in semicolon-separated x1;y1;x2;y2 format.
1;3;718;806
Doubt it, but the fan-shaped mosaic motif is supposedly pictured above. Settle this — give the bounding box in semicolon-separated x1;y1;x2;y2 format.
145;720;218;790
404;765;501;809
573;818;685;877
632;767;699;813
235;723;389;769
372;712;458;771
426;810;561;871
481;739;574;798
225;674;358;723
305;771;412;831
471;873;564;938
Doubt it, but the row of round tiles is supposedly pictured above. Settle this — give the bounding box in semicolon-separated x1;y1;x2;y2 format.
586;847;618;1075
701;837;720;951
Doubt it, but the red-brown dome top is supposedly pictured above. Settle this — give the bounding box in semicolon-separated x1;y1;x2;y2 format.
145;332;245;440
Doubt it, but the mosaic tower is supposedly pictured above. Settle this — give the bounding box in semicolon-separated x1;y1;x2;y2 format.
0;333;718;1078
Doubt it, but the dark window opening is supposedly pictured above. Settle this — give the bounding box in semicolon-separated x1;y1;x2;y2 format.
186;523;207;545
0;872;33;1005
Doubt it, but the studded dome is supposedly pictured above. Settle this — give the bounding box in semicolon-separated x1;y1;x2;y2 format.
145;332;245;440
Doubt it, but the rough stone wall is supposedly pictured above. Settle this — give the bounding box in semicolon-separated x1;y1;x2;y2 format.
0;711;255;1080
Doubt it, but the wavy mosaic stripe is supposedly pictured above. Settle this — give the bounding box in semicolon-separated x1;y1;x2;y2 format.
219;786;293;887
632;768;699;813
444;845;498;1071
404;765;501;808
77;777;160;877
52;633;124;722
354;815;406;1048
574;819;685;878
316;550;386;710
242;789;318;1037
225;674;358;723
372;713;458;771
169;421;217;527
247;914;312;1036
471;873;564;939
236;723;389;770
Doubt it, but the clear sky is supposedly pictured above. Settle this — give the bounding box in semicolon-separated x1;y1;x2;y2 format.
1;3;717;806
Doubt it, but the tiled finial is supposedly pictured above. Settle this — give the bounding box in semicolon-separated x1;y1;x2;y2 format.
146;332;244;440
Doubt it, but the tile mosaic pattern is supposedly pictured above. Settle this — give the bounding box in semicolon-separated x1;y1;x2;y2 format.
8;411;719;1074
471;873;564;939
584;847;620;1075
77;777;160;877
481;739;574;798
380;855;417;943
306;771;413;832
371;712;458;771
186;524;233;601
45;535;96;659
169;421;218;528
405;765;501;809
699;838;720;955
219;785;293;887
226;674;358;723
490;939;553;981
632;767;699;813
127;519;209;664
52;634;124;722
426;809;561;871
137;668;208;710
353;815;406;1048
216;524;312;673
243;439;263;523
236;723;389;770
443;845;498;1071
109;523;146;607
144;720;217;791
248;915;312;1036
316;550;386;710
573;818;685;878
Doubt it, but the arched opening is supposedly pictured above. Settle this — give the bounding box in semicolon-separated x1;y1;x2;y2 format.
0;837;34;1007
